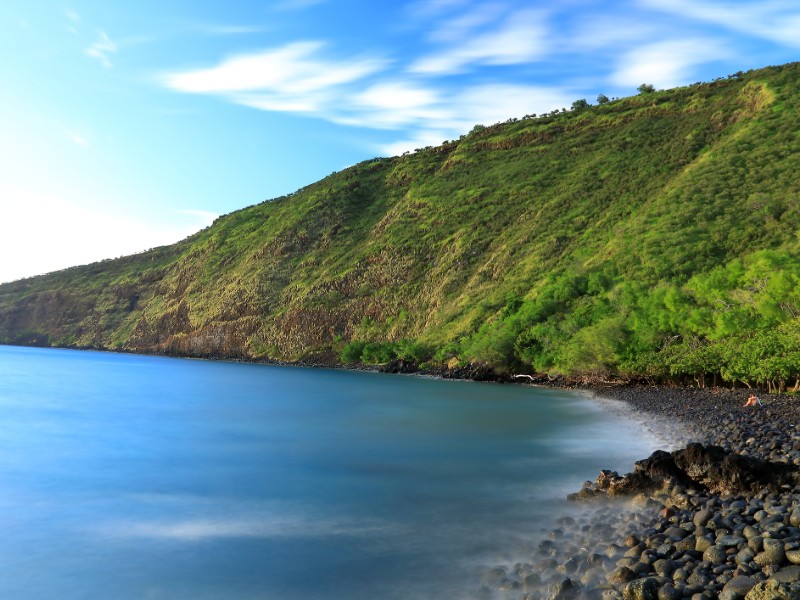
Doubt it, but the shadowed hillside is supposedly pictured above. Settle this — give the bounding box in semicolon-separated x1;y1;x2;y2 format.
3;62;800;388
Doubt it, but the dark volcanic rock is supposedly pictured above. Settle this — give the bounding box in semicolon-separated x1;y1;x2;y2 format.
584;442;796;498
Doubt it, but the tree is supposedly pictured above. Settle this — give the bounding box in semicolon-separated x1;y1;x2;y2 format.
597;93;610;104
571;98;590;111
637;83;656;94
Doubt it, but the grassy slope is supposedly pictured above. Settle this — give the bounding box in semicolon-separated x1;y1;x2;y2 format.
2;62;799;380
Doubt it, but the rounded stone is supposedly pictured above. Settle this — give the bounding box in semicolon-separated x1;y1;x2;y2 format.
786;549;800;565
718;535;746;547
623;577;659;600
772;565;800;584
653;558;673;577
609;566;637;585
657;583;681;600
548;577;576;600
763;538;786;565
664;527;689;540
704;545;728;564
675;536;696;553
696;537;714;553
736;547;756;566
694;509;714;528
672;567;688;582
718;575;755;600
743;526;759;540
790;508;800;528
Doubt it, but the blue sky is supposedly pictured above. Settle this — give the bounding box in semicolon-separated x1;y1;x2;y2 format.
1;0;799;283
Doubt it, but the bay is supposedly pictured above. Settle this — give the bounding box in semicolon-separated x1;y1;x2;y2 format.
0;345;657;599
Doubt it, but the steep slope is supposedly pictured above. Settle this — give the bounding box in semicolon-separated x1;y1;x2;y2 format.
2;62;800;386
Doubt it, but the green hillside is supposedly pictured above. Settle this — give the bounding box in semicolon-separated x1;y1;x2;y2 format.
3;62;800;390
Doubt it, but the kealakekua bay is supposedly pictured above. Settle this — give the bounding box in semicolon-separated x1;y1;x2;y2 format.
1;62;800;600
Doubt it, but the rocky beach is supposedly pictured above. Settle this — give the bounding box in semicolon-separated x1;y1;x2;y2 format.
482;386;800;600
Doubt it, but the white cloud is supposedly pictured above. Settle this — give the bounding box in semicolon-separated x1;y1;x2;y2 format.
164;42;386;116
610;38;732;89
410;9;550;74
331;81;446;129
85;31;117;68
640;0;800;48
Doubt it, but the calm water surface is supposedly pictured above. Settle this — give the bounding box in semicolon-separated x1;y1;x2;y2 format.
0;346;657;599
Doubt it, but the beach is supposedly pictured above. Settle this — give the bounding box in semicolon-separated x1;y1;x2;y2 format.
482;386;800;599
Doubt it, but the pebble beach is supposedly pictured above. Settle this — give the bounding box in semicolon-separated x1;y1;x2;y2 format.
481;386;800;600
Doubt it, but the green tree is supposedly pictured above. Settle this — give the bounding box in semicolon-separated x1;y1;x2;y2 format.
596;93;610;104
571;98;590;111
637;83;656;94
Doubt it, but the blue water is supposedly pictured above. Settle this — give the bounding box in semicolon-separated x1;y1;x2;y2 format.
0;346;657;599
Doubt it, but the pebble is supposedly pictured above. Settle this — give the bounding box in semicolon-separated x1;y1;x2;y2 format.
480;387;800;599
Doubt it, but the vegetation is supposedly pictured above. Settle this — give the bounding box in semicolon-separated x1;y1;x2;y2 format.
2;62;800;389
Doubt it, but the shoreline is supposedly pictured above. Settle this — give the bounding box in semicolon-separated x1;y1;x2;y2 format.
482;386;800;599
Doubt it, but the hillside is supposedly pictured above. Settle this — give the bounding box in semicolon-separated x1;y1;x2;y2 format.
2;62;800;389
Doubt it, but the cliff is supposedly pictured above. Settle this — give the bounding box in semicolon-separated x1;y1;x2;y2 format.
2;62;800;384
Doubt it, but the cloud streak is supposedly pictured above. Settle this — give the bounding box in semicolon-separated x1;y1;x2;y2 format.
164;41;386;116
640;0;800;48
611;38;732;89
410;8;549;74
85;31;117;68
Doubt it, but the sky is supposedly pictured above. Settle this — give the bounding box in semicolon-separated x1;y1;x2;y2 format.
1;0;799;283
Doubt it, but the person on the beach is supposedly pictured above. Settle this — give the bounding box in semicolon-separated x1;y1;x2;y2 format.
743;393;761;407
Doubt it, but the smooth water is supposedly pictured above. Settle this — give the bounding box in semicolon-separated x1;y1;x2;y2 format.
0;346;657;599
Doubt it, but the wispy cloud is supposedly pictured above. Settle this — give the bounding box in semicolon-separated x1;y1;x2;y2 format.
610;38;732;89
64;7;81;33
410;8;550;74
165;42;384;96
85;31;117;68
64;7;81;22
640;0;800;48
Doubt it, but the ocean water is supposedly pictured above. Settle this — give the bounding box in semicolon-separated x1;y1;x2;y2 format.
0;345;659;599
